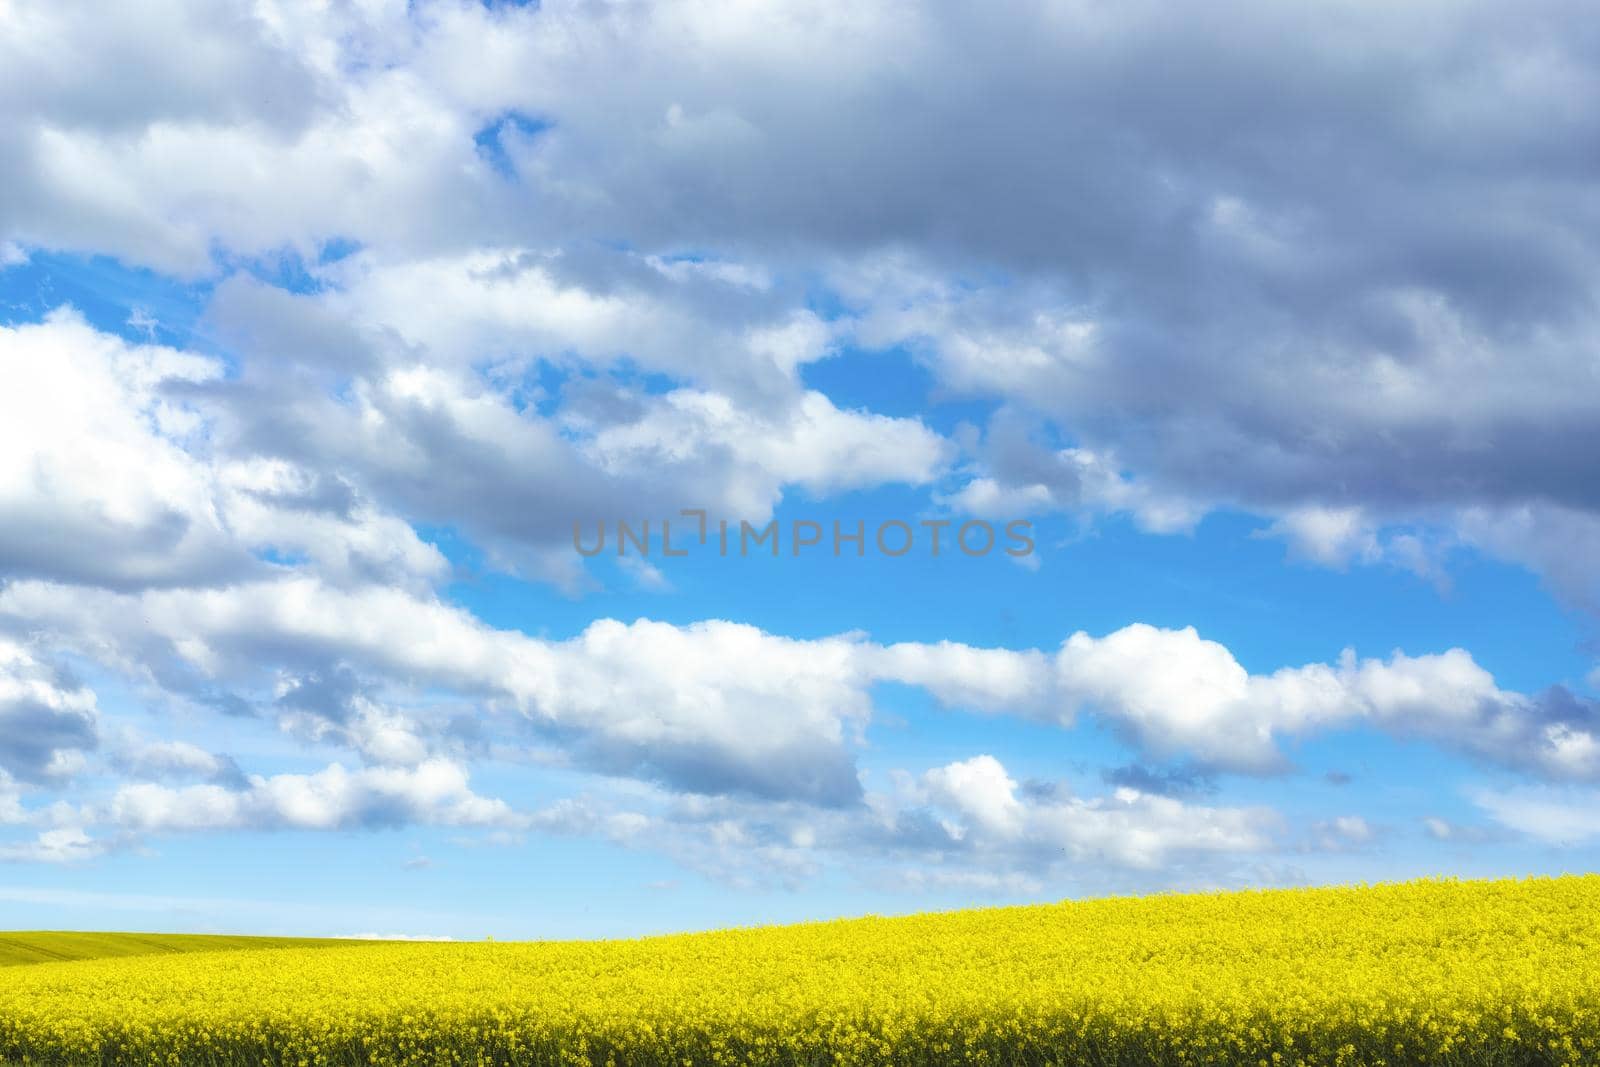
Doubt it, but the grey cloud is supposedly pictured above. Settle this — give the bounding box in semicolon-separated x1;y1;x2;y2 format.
108;739;249;790
1101;763;1218;799
0;502;257;594
17;0;1595;596
570;732;863;809
276;666;369;725
0;644;97;782
0;694;96;782
0;3;322;134
206;276;382;382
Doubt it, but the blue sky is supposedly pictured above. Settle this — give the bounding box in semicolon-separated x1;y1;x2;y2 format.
1;0;1599;939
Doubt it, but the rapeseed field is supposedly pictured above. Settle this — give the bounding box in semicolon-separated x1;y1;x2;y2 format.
2;876;1596;1066
0;932;354;967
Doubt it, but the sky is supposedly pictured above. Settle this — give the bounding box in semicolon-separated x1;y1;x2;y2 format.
1;0;1599;940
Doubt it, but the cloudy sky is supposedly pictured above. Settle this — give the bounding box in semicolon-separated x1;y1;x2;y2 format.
2;0;1599;938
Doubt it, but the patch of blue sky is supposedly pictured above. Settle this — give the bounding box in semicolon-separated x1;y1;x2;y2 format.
215;239;360;296
0;250;213;348
473;111;552;179
434;483;1596;717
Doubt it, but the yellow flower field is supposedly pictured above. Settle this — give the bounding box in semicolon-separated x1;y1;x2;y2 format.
0;932;354;968
2;876;1597;1066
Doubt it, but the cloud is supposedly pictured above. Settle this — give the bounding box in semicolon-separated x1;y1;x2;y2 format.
2;0;1598;892
1310;816;1375;852
107;734;246;787
915;755;1276;870
0;772;25;825
922;755;1027;837
197;285;949;585
3;0;1599;609
313;248;834;400
0;312;245;591
0;827;105;864
881;624;1600;781
109;758;515;833
1266;508;1384;569
1471;786;1600;846
6;561;1597;802
0;638;98;782
0;311;447;594
1101;763;1216;798
939;409;1201;535
533;753;1278;891
505;755;1280;895
1421;816;1497;844
0;578;875;805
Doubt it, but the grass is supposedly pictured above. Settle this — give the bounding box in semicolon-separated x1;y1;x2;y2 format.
0;931;354;967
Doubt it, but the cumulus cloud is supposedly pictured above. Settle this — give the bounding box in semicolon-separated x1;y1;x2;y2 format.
914;755;1274;870
879;624;1600;780
0;312;244;590
8;560;1590;800
0;579;876;805
0;311;447;593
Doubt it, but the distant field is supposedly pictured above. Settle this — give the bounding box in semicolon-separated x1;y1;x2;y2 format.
3;877;1599;1065
0;931;354;967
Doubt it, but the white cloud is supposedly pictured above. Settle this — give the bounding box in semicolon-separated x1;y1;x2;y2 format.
0;312;447;593
584;388;948;506
0;312;240;590
1311;815;1374;851
7;567;1596;801
276;694;431;769
318;249;830;398
922;755;1026;838
912;755;1275;869
514;753;1277;892
937;410;1202;535
109;758;515;834
1267;507;1383;568
0;577;878;803
1471;786;1600;846
0;827;104;864
0;772;25;825
888;626;1600;781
